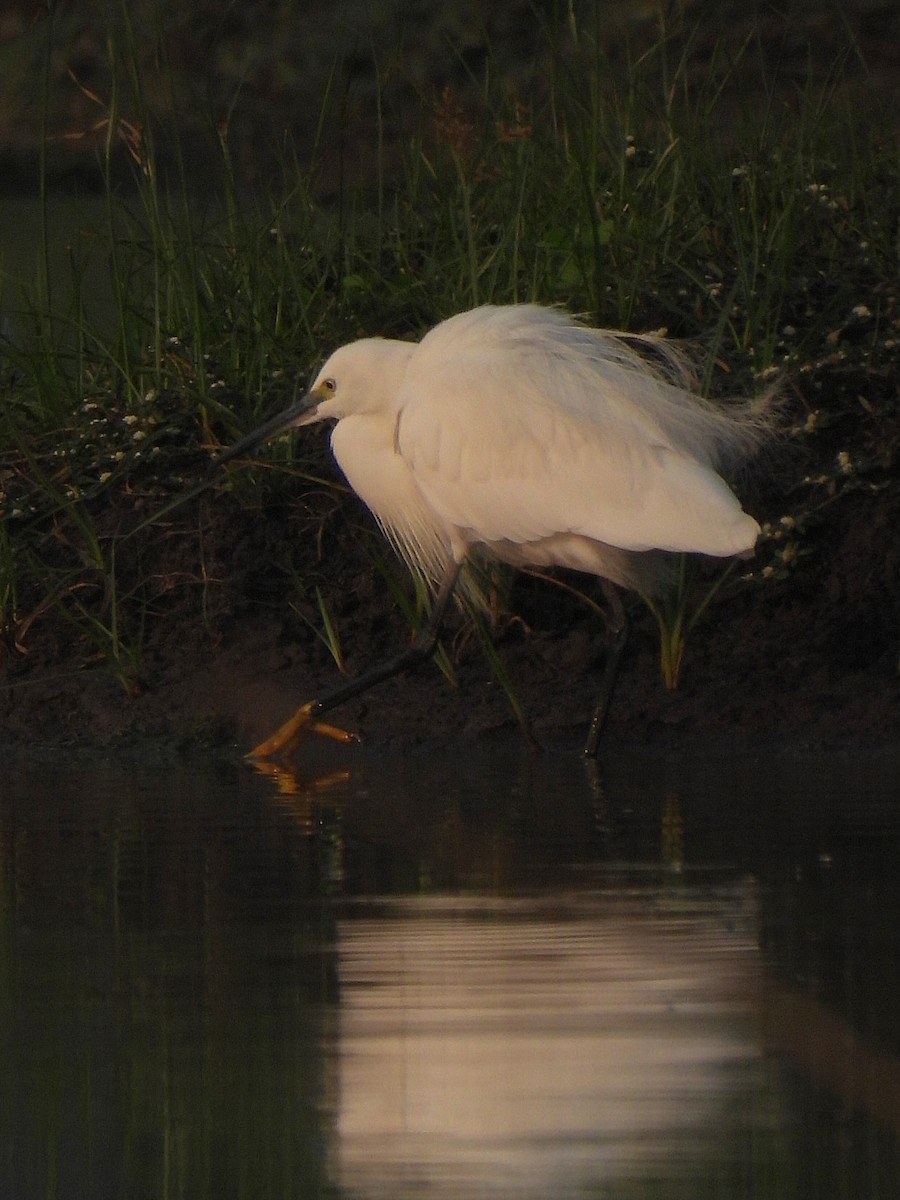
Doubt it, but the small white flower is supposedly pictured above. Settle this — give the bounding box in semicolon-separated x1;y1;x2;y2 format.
123;413;138;426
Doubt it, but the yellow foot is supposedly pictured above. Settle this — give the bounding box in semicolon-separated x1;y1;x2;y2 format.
247;700;359;759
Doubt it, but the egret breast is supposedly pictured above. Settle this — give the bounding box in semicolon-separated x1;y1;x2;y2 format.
330;414;454;585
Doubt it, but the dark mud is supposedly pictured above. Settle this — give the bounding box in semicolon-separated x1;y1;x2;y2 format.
3;475;897;759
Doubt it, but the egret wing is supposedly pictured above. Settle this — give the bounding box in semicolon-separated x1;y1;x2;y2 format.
397;345;758;557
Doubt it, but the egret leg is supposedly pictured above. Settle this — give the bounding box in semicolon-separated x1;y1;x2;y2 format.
583;582;628;758
248;562;463;759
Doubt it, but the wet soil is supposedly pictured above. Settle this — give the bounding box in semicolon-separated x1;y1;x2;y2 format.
2;472;898;758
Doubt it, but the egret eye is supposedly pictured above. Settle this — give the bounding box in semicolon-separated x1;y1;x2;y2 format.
321;378;337;392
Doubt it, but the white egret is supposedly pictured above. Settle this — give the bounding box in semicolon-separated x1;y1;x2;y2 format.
222;304;770;758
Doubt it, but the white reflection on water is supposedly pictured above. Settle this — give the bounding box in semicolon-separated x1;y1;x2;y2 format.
333;885;768;1198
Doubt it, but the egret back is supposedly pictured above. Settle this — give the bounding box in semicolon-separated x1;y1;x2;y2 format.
394;306;761;567
316;305;768;600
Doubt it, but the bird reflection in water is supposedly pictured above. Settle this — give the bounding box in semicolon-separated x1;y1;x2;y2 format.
333;886;766;1199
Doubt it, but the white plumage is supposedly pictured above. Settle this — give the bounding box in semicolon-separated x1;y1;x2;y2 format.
307;304;764;594
224;303;771;758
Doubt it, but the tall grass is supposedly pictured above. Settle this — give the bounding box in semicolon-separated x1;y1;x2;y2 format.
0;2;896;710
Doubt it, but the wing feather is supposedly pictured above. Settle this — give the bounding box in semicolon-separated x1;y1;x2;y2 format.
396;309;758;558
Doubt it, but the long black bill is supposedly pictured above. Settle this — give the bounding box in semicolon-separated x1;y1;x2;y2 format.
122;391;320;540
214;390;321;467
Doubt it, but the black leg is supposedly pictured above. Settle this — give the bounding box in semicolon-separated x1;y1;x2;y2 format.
583;581;628;758
249;562;463;757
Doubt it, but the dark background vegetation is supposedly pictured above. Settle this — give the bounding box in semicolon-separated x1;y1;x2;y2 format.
0;0;898;195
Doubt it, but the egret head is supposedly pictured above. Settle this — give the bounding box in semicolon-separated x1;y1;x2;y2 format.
308;337;414;421
217;336;414;466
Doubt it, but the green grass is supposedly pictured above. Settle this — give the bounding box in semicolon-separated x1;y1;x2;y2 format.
0;2;897;712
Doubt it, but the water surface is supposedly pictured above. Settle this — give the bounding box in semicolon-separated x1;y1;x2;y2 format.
2;744;899;1198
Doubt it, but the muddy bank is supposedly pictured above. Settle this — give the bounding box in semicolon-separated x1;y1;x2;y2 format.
3;476;897;758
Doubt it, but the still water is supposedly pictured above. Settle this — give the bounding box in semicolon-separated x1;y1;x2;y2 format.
2;743;899;1199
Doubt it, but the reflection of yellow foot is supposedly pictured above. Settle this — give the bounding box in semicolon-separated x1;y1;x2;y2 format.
247;700;359;759
249;757;351;799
